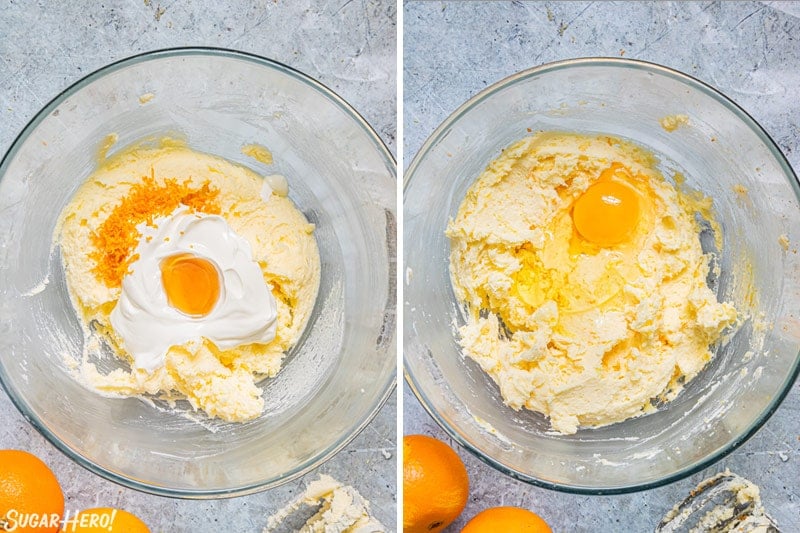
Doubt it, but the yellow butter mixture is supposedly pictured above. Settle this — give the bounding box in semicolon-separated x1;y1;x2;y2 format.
56;138;320;422
446;132;737;434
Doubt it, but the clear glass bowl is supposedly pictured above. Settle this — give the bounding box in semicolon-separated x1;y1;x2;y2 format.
0;48;396;497
404;58;800;493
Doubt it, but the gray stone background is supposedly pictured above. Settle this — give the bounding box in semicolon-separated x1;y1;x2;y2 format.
0;1;396;532
403;1;799;532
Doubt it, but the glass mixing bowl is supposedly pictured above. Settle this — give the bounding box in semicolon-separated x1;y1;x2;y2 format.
404;58;800;493
0;48;395;497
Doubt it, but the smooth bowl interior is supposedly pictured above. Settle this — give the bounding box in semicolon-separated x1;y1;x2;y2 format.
404;58;800;493
0;48;395;497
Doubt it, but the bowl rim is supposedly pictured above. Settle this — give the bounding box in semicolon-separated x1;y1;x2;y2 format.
403;56;800;495
0;46;397;499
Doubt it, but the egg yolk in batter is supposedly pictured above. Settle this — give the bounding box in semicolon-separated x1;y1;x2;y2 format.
160;253;220;317
572;163;640;247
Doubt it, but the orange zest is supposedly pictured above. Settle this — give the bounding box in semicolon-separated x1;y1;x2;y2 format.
88;172;220;288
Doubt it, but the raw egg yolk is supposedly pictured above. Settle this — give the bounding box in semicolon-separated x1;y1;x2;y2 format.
572;169;640;247
160;253;220;317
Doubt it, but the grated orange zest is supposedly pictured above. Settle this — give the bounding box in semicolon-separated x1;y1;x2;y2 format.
89;172;221;288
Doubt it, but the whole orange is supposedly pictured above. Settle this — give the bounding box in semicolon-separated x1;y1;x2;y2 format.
461;506;552;533
66;507;150;533
0;450;64;533
403;434;469;533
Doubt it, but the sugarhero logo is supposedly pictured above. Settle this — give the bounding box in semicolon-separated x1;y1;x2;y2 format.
1;510;61;530
1;509;119;531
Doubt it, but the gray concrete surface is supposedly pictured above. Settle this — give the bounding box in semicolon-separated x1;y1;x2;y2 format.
403;1;799;532
0;1;396;532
